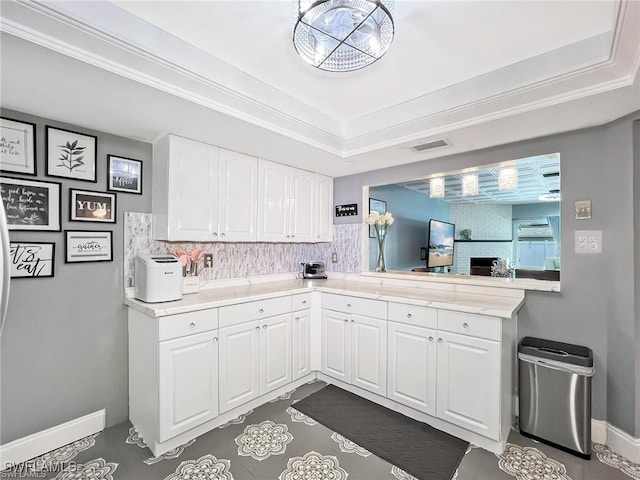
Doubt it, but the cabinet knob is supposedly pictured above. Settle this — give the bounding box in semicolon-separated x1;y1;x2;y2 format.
438;338;443;343
212;232;218;237
189;322;196;328
350;319;354;323
428;336;434;342
295;317;300;321
463;322;469;328
221;232;226;237
263;325;267;329
407;313;412;319
286;235;291;238
346;303;352;308
259;308;264;314
292;235;295;238
255;326;260;331
344;319;348;323
213;337;218;343
302;300;307;305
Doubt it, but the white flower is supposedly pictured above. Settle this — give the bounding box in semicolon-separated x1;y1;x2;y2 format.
364;211;380;225
364;211;394;226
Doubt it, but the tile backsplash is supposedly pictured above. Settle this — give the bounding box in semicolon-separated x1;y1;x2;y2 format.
124;212;361;286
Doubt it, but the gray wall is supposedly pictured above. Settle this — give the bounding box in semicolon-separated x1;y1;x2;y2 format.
335;112;640;436
512;203;560;219
0;109;152;443
634;119;640;438
368;185;449;271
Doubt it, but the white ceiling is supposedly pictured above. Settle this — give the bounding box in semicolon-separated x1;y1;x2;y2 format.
0;1;638;177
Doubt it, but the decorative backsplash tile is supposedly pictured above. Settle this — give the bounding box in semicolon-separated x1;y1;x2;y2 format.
123;212;361;285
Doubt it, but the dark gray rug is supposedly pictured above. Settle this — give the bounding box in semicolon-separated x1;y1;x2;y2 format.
293;384;469;480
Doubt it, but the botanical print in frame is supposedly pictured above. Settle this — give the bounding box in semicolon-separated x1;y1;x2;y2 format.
0;176;61;231
69;189;116;223
65;230;113;263
46;126;97;182
107;155;142;194
368;198;387;238
10;242;55;278
0;117;37;175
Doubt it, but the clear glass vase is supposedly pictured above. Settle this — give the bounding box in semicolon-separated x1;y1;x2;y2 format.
375;225;387;272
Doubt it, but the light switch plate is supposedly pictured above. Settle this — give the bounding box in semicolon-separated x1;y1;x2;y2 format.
575;230;602;254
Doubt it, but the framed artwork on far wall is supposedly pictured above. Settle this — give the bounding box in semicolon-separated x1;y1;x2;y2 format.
0;176;61;231
107;155;142;194
46;126;97;182
0;117;37;175
9;242;55;278
368;198;387;238
65;230;113;263
69;188;116;223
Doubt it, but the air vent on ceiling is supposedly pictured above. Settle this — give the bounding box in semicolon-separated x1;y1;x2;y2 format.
542;172;560;178
410;139;448;152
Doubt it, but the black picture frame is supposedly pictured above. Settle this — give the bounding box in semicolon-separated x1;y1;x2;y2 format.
65;230;113;263
107;154;143;194
0;176;62;231
368;198;387;238
0;117;37;176
9;242;55;278
46;126;97;182
69;188;116;223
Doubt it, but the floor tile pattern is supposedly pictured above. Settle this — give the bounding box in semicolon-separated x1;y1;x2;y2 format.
593;443;640;479
164;454;233;480
53;458;118;480
330;433;371;457
278;451;347;480
497;443;571;480
234;421;294;461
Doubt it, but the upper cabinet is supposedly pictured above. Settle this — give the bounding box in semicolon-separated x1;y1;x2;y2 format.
153;135;258;242
315;174;333;242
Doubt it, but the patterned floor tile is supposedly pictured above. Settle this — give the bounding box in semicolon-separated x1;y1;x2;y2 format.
125;427;147;449
593;443;640;479
279;451;347;480
235;420;294;461
391;465;419;480
286;406;317;426
330;433;371;457
53;458;118;480
270;389;297;403
144;439;196;465
218;410;254;429
497;443;571;480
164;454;233;480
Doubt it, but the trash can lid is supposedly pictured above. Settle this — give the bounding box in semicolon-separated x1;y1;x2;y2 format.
518;336;593;367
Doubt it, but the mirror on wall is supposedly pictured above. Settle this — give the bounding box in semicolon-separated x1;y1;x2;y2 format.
367;153;561;280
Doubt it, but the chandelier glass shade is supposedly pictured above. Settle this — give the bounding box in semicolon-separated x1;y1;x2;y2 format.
293;0;395;72
461;173;479;196
429;177;445;198
498;166;518;190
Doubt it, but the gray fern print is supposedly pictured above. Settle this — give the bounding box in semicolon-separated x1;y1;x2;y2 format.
57;140;86;171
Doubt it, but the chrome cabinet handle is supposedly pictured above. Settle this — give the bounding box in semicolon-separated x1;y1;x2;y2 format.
189;322;196;328
213;337;218;343
302;300;307;305
259;308;264;314
295;317;300;321
428;336;434;342
212;232;218;237
263;325;267;329
291;235;295;238
350;319;354;323
221;232;225;237
438;338;443;343
255;326;260;331
344;319;348;323
286;235;291;238
407;313;412;319
346;303;352;308
463;322;469;328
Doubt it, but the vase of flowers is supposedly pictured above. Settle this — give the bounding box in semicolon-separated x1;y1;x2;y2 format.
364;211;395;272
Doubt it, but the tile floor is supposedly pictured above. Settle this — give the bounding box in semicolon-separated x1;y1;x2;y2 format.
2;381;639;480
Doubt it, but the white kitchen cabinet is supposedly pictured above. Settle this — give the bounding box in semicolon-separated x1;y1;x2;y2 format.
152;135;258;241
436;330;501;440
315;174;333;242
321;309;351;382
257;159;315;242
259;313;293;394
350;314;387;396
159;330;218;442
218;321;261;413
387;321;437;416
292;309;311;381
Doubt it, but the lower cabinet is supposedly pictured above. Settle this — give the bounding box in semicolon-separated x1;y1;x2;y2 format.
159;330;219;442
436;331;501;439
219;314;292;413
292;309;311;380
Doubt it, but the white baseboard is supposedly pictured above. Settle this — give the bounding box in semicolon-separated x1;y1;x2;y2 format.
0;410;105;471
591;419;608;444
601;421;640;464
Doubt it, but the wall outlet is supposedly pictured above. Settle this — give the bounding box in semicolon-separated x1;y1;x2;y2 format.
203;253;214;268
331;252;338;263
575;230;602;254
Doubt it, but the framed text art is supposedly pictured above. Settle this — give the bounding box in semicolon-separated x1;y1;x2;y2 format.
65;230;113;263
69;189;116;223
46;126;97;182
0;117;37;175
0;176;61;231
107;155;142;194
368;198;386;238
9;242;55;278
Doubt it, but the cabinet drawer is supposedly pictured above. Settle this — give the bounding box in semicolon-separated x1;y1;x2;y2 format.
437;310;501;341
322;293;386;318
159;309;219;342
219;296;292;328
387;303;437;329
292;293;311;311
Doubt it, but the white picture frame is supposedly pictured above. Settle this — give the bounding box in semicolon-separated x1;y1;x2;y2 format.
65;230;113;263
0;117;37;175
0;176;62;231
107;155;143;194
10;242;55;278
46;126;97;182
69;188;116;223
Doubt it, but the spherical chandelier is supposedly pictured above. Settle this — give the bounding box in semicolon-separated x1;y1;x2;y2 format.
293;0;395;72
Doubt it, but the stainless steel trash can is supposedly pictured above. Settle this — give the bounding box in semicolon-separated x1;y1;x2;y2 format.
518;337;594;459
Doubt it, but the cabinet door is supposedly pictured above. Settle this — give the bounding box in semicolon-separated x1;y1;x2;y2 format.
387;322;436;415
436;331;501;440
159;331;218;442
321;310;351;382
218;149;258;242
257;159;289;242
350;314;387;396
292;310;311;380
219;322;260;413
167;135;219;241
288;168;315;242
315;174;333;242
260;313;292;394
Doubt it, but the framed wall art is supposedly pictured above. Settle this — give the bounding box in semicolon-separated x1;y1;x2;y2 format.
368;198;387;238
9;242;55;278
0;117;37;175
107;155;142;194
0;176;61;231
65;230;113;263
69;189;116;223
46;126;97;182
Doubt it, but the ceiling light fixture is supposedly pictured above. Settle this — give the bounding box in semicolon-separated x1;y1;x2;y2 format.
462;173;478;196
538;189;561;202
498;166;518;190
429;177;445;198
293;0;395;72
